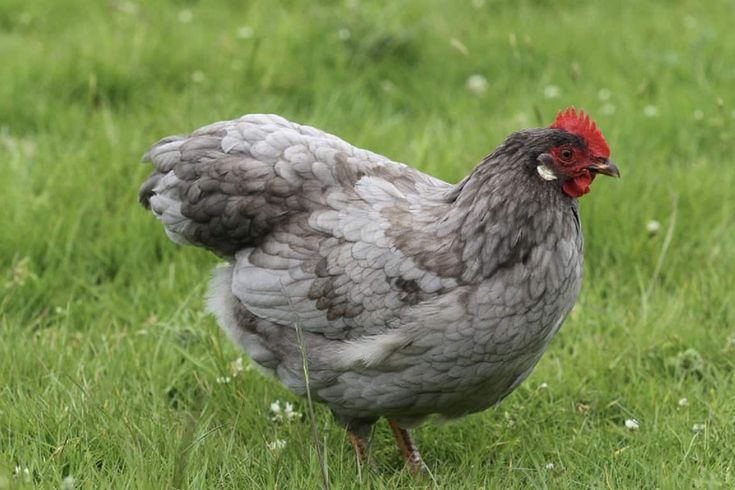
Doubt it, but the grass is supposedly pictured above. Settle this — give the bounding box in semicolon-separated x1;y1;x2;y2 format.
1;0;734;487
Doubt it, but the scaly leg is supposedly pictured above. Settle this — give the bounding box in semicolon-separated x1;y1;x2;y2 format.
348;430;369;465
387;420;427;476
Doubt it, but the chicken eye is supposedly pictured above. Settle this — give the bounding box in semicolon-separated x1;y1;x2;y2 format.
560;148;573;161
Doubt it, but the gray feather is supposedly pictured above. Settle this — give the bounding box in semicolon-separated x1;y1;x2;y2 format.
140;115;585;431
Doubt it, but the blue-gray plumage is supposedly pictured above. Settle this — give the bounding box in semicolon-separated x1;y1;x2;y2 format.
139;109;619;473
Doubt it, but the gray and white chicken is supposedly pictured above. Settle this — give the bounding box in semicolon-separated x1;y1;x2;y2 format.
139;108;619;473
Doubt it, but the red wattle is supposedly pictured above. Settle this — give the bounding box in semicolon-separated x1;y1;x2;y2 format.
562;172;594;198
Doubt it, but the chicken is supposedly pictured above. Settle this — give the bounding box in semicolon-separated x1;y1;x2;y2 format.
139;108;619;473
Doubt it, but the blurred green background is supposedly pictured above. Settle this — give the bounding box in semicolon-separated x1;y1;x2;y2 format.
1;0;733;488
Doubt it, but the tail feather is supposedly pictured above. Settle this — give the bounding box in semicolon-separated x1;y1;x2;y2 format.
138;113;421;256
142;135;187;172
138;171;163;209
138;119;292;256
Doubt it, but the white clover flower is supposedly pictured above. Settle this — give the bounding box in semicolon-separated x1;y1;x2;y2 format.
284;402;301;422
270;400;300;423
266;439;287;451
270;400;281;415
598;88;612;101
646;220;661;235
13;466;31;482
625;418;640;430
544;462;555;470
691;423;705;433
543;85;561;99
678;397;689;407
643;105;659;117
191;71;205;83
236;26;253;39
63;475;75;490
466;75;488;95
338;28;351;41
600;103;616;116
178;9;193;23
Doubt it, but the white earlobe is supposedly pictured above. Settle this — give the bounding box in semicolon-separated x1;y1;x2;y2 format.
536;165;557;181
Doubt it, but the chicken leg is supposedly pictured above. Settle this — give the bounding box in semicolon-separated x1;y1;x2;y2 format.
388;420;426;476
348;430;369;465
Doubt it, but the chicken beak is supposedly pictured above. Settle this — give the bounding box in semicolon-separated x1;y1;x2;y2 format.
587;159;620;178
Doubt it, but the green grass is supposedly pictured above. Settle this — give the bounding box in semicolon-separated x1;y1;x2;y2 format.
1;0;734;487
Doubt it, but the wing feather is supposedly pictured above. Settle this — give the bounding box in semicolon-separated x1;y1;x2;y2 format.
141;114;457;341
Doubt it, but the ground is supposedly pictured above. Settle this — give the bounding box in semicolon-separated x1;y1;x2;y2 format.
1;0;734;488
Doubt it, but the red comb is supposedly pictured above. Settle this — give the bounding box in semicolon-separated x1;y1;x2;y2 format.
550;107;610;158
